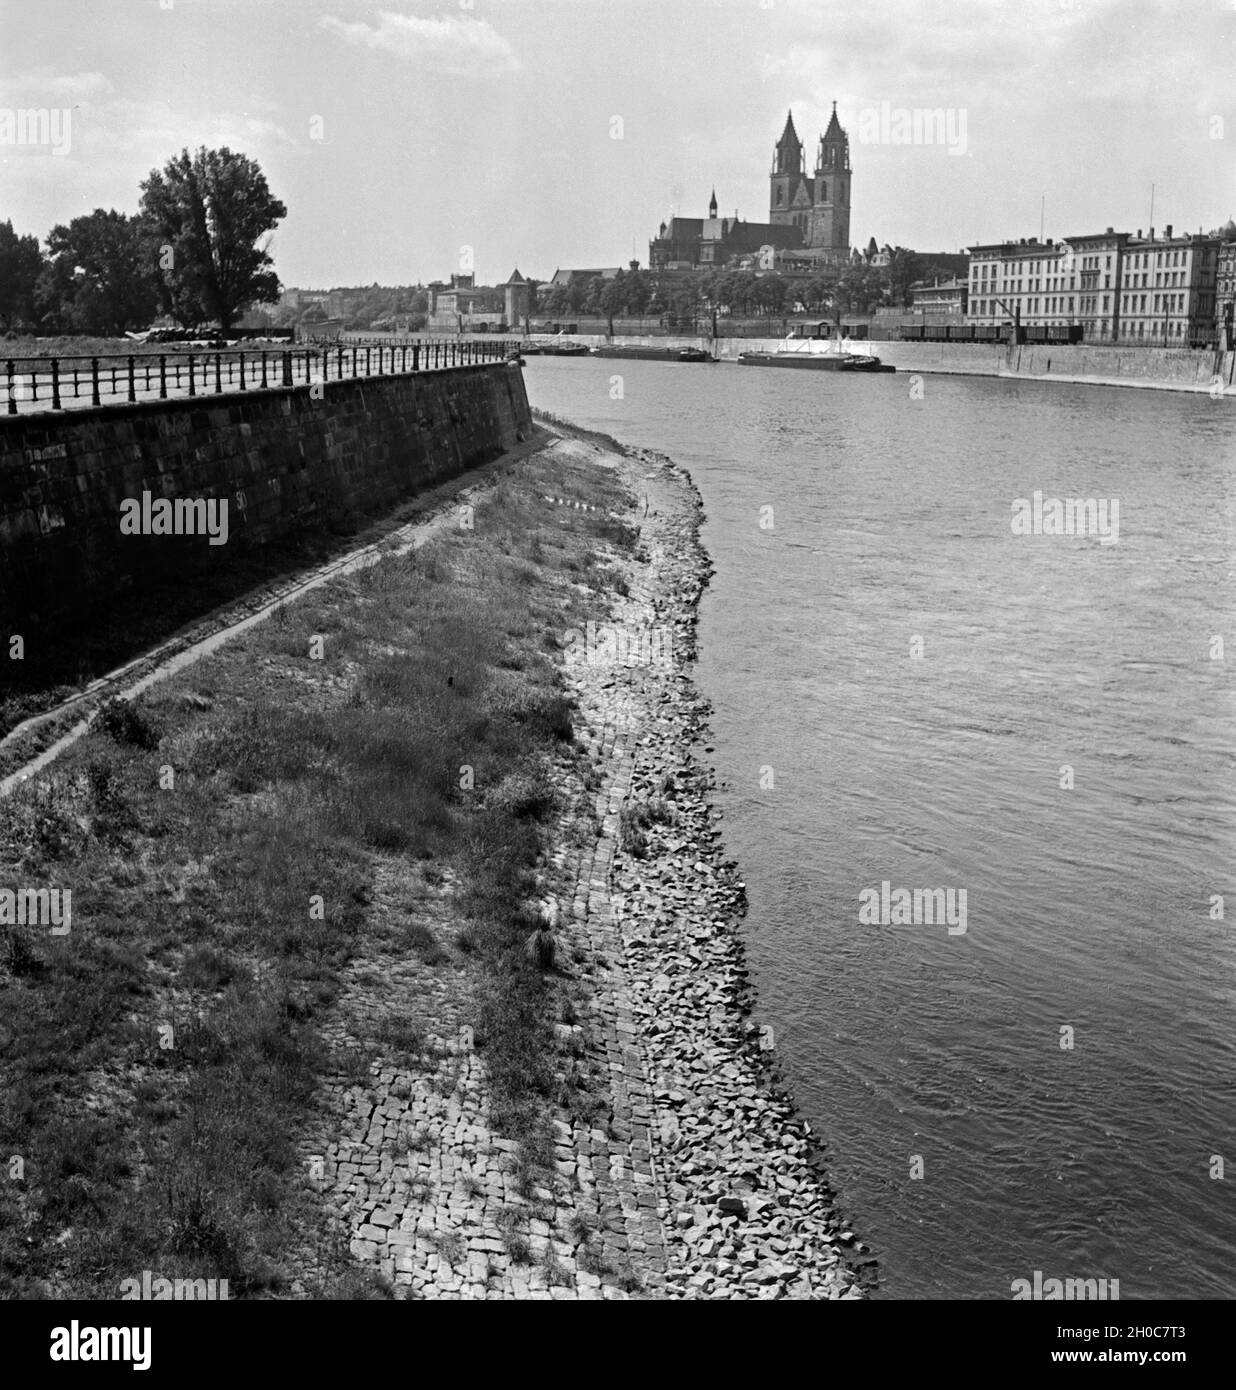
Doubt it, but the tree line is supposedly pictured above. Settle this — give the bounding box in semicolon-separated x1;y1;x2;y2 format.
532;249;935;334
0;146;285;338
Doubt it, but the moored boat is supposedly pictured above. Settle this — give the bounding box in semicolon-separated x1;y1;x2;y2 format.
589;344;716;362
738;340;895;373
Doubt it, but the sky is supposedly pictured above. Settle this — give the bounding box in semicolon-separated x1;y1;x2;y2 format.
1;0;1233;289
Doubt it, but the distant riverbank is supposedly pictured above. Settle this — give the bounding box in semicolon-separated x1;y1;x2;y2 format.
509;333;1236;395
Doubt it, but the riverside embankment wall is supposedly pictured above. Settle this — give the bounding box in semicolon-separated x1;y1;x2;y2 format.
503;332;1235;393
0;364;531;635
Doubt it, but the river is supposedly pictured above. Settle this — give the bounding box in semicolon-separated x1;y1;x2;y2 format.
522;355;1236;1299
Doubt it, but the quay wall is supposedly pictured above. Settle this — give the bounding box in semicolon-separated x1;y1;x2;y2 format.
0;364;532;636
490;332;1236;393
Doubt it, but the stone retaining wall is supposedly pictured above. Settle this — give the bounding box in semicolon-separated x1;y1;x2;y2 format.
0;364;531;636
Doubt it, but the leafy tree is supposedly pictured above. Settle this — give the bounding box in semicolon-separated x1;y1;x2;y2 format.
886;248;926;308
581;275;605;317
624;268;651;319
599;270;626;336
36;209;159;335
802;277;832;313
754;273;788;316
0;220;43;329
140;146;287;333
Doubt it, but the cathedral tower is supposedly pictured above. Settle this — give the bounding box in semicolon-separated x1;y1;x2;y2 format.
769;110;811;235
810;102;851;255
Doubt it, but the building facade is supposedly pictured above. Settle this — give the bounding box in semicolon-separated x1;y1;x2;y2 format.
910;277;968;318
648;107;853;272
967;226;1220;344
1117;228;1219;345
769;106;852;260
1216;239;1236;349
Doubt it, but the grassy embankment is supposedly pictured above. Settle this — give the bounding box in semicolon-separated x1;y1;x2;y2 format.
0;437;638;1297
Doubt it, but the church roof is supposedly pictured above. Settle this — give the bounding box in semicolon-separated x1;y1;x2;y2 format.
505;268;527;284
776;109;801;149
823;102;846;141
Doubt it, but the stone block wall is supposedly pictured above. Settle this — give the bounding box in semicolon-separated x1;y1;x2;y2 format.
0;364;531;636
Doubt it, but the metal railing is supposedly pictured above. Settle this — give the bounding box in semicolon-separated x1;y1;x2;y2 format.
3;338;521;416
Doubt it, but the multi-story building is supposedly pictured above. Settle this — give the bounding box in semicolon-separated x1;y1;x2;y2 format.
910;277;968;319
967;226;1220;344
1117;227;1219;346
967;237;1067;331
1216;237;1236;350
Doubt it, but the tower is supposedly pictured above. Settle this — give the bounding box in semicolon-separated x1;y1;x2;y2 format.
769;110;810;234
810;101;851;256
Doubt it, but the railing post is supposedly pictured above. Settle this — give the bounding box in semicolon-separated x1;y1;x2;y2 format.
51;357;62;410
188;353;196;398
366;346;372;377
91;357;100;407
5;360;15;415
337;345;343;381
260;351;268;389
281;351;292;388
352;346;358;381
413;344;420;371
159;354;167;400
238;351;246;391
215;353;223;394
128;355;137;404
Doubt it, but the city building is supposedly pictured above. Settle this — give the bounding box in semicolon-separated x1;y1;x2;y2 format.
967;226;1221;344
648;107;854;272
1216;234;1236;349
910;277;968;318
648;197;800;271
1116;228;1218;345
426;273;503;332
546;267;622;289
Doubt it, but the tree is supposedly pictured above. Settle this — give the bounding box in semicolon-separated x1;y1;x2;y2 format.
754;272;788;317
624;268;651;320
36;209;159;335
803;277;832;313
599;270;626;336
581;275;605;317
140;146;286;334
886;248;926;308
0;220;43;329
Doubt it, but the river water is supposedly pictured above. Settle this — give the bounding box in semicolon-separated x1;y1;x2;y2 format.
522;356;1236;1299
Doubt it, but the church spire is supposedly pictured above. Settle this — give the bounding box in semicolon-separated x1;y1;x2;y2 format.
773;109;804;174
709;187;718;218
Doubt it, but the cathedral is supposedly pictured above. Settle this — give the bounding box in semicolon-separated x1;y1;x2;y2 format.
769;105;852;257
648;107;853;272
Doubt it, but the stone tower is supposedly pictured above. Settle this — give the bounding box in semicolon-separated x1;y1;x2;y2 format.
503;268;530;332
810;102;851;255
769;110;811;235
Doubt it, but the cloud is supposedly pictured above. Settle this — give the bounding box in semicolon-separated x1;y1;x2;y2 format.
319;10;520;77
0;69;114;101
